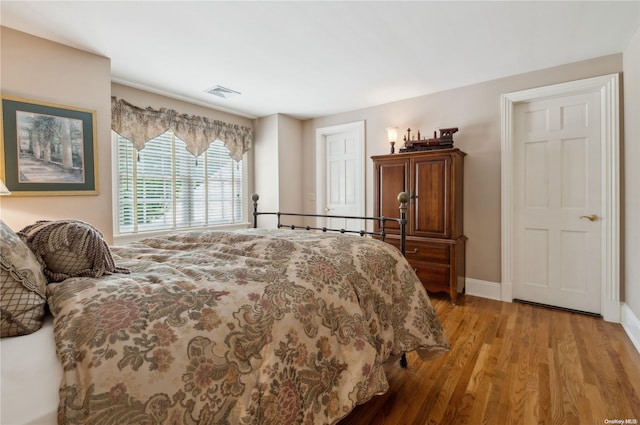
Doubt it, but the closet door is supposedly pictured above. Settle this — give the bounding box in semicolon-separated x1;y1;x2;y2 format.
411;154;451;238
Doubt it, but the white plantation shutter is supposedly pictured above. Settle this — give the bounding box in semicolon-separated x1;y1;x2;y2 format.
117;136;135;233
114;131;244;235
175;139;205;228
206;141;243;224
136;133;174;232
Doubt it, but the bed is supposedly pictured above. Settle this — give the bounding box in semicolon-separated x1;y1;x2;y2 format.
1;196;449;425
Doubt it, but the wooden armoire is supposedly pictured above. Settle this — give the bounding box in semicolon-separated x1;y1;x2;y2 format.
372;148;466;303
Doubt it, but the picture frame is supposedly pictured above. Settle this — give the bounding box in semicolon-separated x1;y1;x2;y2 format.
0;96;98;196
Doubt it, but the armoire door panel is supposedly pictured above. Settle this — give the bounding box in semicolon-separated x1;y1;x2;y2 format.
412;156;451;238
374;160;408;232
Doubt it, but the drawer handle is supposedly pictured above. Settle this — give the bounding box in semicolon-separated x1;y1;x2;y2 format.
406;248;419;254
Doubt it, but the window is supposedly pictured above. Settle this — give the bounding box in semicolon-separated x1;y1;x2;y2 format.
114;131;244;236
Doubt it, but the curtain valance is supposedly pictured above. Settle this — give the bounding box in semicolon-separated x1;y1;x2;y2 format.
111;97;252;161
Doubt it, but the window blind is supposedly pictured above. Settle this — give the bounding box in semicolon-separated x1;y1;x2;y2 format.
115;131;244;235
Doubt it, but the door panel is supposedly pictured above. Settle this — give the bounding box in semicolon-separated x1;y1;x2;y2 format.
325;131;361;230
523;228;549;288
514;91;601;313
560;230;588;292
561;137;587;208
524;140;549;208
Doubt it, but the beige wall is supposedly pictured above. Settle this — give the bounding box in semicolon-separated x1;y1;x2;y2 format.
254;114;280;227
253;113;303;228
1;25;634;307
0;27;113;239
302;54;623;284
277;114;302;219
0;28;255;242
623;25;640;318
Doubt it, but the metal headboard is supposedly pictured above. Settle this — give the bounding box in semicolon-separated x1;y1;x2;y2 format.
251;191;410;256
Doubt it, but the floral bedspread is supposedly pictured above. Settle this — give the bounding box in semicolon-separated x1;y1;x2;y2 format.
47;229;449;425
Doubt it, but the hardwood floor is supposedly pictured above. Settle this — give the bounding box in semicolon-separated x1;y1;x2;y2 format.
340;294;640;425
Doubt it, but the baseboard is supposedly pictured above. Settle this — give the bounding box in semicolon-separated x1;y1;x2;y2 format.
465;278;502;301
621;303;640;354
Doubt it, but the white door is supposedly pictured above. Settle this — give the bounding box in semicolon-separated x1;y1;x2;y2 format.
316;121;365;232
513;91;602;313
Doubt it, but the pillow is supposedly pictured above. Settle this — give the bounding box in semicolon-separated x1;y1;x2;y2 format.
0;220;47;337
18;220;129;283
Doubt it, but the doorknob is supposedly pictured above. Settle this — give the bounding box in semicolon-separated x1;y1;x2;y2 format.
325;207;331;212
580;214;598;222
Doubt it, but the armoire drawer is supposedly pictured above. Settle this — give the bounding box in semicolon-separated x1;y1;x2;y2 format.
384;238;450;265
409;260;451;293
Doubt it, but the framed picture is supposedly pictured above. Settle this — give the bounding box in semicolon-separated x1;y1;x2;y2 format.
0;96;98;196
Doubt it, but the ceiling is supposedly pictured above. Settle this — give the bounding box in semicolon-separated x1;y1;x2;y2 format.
1;1;639;120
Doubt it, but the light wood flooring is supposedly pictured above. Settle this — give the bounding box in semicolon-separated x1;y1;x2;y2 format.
340;294;640;425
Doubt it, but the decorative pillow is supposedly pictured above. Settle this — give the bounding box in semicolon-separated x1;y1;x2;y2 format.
0;220;47;337
18;220;130;283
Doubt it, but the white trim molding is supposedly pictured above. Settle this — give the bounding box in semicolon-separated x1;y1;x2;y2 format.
621;304;640;354
465;278;502;301
500;74;621;323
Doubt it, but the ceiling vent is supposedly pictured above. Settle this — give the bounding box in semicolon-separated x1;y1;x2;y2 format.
205;85;241;99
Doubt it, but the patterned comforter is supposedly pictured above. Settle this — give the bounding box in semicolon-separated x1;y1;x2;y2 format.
47;229;449;425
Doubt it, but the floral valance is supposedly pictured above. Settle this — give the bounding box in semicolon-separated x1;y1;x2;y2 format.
111;97;252;161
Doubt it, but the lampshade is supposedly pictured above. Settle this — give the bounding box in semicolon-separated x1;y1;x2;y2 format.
386;126;398;143
0;179;11;195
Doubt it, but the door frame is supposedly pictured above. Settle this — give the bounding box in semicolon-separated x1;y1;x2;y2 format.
501;74;620;323
315;121;365;226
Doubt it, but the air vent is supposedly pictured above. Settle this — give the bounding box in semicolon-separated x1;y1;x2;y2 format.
205;85;241;99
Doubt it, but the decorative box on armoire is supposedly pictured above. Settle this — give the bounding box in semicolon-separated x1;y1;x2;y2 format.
372;148;466;303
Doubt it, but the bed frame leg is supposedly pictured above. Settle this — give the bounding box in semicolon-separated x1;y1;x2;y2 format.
400;353;407;368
